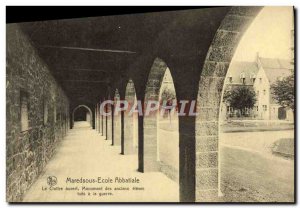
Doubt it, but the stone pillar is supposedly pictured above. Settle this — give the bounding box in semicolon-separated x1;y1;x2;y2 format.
124;80;137;155
101;114;104;136
105;104;110;140
91;107;95;129
179;116;196;202
143;115;159;172
196;76;222;201
138;114;144;172
113;107;121;146
143;58;168;172
124;109;134;154
195;6;263;202
120;110;125;154
111;104;114;145
95;104;98;131
98;103;101;134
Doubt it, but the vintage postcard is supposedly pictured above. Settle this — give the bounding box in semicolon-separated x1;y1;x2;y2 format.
6;6;295;203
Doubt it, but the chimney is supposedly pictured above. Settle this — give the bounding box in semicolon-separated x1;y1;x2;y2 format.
256;52;260;68
291;29;294;64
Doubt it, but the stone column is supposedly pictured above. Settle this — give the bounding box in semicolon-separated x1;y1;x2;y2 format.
124;109;134;154
98;102;101;134
111;104;114;145
101;114;104;136
113;109;121;146
143;115;159;171
95;104;98;131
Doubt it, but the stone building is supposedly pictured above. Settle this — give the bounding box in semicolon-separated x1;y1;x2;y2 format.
254;56;293;120
6;7;268;202
220;55;293;121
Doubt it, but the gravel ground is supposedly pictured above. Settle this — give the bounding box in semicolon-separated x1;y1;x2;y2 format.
219;146;294;202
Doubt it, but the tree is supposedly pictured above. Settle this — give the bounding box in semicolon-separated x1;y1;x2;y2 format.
160;87;176;123
223;86;257;116
271;74;294;112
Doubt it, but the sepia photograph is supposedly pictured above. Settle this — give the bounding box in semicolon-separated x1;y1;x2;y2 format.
5;6;295;203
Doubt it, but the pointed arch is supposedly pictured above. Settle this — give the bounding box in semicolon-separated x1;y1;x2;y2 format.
143;57;179;176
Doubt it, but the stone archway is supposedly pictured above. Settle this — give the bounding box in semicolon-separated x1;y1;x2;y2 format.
143;57;179;176
123;79;138;155
195;6;263;202
72;105;93;128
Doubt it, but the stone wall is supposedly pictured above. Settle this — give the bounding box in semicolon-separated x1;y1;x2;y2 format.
6;24;70;202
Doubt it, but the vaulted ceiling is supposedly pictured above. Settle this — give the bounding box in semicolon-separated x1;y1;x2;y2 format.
18;7;230;105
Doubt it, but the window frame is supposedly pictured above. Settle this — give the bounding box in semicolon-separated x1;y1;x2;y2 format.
20;90;30;132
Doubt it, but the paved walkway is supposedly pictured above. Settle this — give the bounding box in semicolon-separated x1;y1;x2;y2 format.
23;121;179;202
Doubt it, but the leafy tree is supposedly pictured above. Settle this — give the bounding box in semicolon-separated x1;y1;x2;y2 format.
161;87;176;101
160;87;176;122
223;86;257;116
271;74;294;112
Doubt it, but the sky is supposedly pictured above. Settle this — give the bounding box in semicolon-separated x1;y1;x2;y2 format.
233;6;294;62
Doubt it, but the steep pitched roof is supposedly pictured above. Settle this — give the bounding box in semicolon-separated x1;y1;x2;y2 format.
259;57;293;70
226;61;259;85
259;57;293;85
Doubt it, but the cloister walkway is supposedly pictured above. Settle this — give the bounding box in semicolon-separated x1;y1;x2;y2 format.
23;121;179;202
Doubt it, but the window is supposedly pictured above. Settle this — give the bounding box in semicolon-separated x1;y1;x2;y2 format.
227;106;233;114
227;106;230;113
240;72;246;84
256;106;259;111
43;99;48;125
54;104;57;123
263;89;266;95
241;78;246;84
257;90;259;96
20;90;29;131
263;105;267;111
250;73;256;83
259;78;262;83
228;76;233;83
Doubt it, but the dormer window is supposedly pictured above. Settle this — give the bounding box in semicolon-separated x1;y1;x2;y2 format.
250;73;256;83
240;72;246;84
